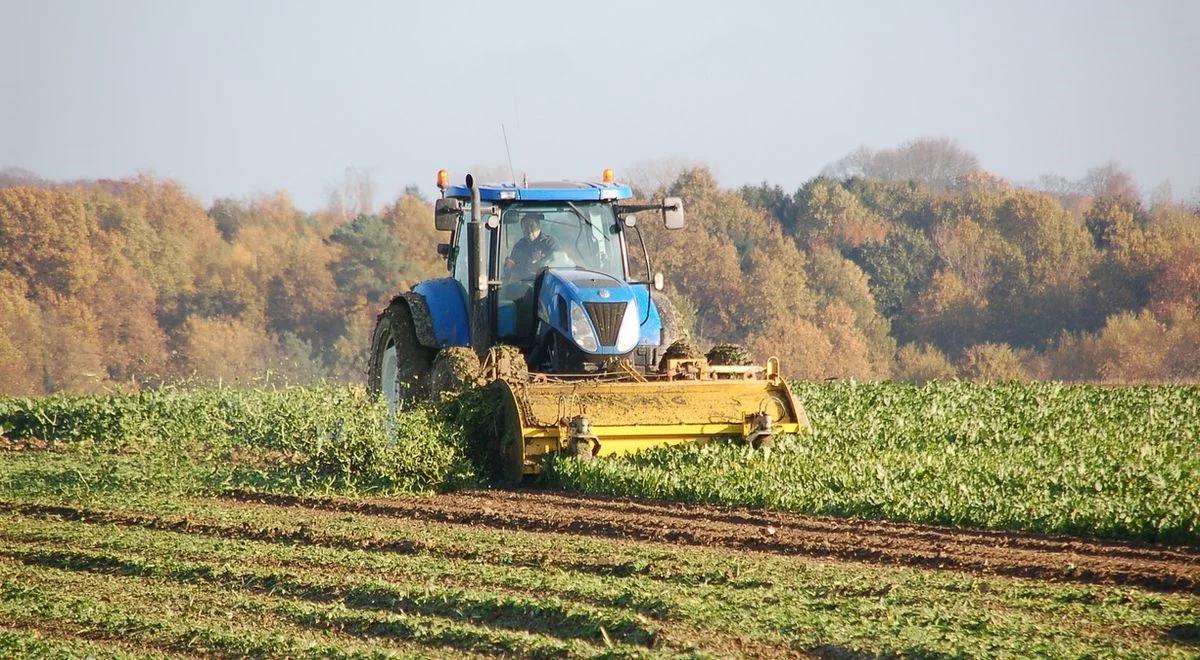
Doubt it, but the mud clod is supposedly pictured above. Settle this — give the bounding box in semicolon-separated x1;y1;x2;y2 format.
658;339;702;371
428;347;483;401
706;343;752;366
487;345;529;383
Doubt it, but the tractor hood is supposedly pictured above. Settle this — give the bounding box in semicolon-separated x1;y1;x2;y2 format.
536;268;647;356
550;269;632;303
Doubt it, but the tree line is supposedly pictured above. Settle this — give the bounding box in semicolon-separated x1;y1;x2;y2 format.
1;139;1198;394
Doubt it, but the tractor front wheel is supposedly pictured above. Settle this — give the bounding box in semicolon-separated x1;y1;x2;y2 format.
368;302;434;411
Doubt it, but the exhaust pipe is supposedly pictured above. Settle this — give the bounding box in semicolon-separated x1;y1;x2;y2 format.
466;174;489;358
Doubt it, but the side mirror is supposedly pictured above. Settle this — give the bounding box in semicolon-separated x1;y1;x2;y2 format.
623;214;637;228
653;272;664;291
662;197;685;230
434;198;462;231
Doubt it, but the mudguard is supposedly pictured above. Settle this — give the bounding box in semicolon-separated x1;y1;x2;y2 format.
394;278;470;349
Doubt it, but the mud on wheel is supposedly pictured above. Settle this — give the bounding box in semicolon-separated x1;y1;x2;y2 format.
428;347;481;402
368;301;435;411
493;380;528;485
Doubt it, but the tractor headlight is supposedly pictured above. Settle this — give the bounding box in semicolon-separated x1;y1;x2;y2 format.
569;302;600;352
615;300;640;353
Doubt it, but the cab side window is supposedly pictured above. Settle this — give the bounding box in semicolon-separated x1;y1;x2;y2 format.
452;204;490;295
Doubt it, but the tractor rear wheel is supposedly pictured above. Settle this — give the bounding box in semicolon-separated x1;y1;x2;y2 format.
368;302;434;411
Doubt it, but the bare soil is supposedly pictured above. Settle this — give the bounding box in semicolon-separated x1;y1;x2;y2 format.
222;488;1200;595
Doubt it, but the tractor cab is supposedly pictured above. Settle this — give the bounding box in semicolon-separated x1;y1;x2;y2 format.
435;172;684;372
496;201;625;340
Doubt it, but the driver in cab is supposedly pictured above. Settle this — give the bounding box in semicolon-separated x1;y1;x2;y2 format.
504;212;558;280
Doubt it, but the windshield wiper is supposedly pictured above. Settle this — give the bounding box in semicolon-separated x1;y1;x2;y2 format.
564;201;594;229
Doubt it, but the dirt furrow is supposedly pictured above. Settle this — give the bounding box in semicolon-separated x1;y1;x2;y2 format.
222;488;1200;594
449;490;1200;563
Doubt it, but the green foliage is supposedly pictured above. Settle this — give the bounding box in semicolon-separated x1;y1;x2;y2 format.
848;224;938;321
739;182;800;234
0;385;477;497
549;381;1200;543
843;177;938;231
329;214;409;304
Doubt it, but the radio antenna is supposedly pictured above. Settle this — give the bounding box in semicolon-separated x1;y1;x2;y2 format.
501;123;517;184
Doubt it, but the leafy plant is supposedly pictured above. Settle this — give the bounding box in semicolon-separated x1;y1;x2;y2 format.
0;384;478;497
548;381;1200;543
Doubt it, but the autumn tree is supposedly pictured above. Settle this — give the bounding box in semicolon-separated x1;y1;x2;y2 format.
843;177;938;232
806;248;894;376
1150;245;1200;319
909;270;988;355
792;178;888;250
893;343;956;383
0;186;100;296
176;315;279;384
0;272;43;394
2;154;1194;392
960;343;1029;381
377;191;446;290
990;189;1097;344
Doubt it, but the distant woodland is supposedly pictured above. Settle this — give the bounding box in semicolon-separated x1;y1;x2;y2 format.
3;138;1199;394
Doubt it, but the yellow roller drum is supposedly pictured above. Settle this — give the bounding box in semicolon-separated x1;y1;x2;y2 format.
492;372;811;482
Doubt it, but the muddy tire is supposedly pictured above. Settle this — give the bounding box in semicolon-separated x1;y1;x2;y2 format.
428;347;482;402
368;302;435;411
652;291;682;351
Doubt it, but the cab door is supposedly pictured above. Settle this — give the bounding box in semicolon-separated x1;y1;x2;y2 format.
449;204;499;345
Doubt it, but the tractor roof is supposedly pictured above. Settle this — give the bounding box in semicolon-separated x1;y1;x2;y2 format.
445;180;633;202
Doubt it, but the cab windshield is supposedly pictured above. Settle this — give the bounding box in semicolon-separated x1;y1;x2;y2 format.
499;202;623;282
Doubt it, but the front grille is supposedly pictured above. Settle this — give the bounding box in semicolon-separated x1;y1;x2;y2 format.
583;301;627;347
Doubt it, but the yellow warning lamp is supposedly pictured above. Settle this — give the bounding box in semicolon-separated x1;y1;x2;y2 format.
436;168;450;190
601;168;615;184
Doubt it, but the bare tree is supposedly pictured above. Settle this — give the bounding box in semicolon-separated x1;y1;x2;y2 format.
622;157;699;197
822;137;981;190
1187;182;1200;212
326;167;376;222
1149;180;1173;208
0;166;47;189
1078;162;1139;200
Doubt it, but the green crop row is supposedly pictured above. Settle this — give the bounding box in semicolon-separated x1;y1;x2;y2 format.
2;492;1198;657
0;384;481;497
548;381;1200;544
5;381;1199;543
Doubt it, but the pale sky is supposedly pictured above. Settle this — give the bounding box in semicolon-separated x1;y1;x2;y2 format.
2;0;1198;210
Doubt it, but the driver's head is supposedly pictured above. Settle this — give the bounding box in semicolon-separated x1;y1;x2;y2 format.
520;213;543;239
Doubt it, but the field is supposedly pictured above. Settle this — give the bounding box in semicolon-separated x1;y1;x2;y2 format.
550;381;1200;544
1;382;1199;657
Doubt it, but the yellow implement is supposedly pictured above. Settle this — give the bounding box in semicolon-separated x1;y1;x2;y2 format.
493;358;811;482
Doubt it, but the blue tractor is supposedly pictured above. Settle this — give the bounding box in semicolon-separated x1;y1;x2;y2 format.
368;169;808;482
